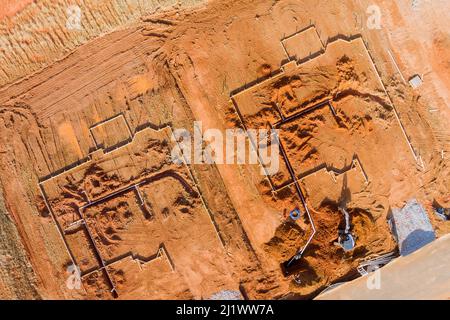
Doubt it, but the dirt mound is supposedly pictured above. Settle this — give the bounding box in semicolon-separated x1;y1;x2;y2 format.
264;201;391;296
264;222;305;261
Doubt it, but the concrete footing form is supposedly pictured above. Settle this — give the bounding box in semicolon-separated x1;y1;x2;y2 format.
38;120;224;297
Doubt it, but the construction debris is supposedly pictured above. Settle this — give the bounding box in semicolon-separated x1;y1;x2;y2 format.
209;290;243;300
409;74;423;89
389;199;435;256
434;207;449;221
357;252;397;276
289;208;301;220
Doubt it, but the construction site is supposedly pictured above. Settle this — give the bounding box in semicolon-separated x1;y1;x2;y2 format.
0;0;449;300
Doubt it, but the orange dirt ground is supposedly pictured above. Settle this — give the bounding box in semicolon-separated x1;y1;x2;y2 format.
0;0;448;299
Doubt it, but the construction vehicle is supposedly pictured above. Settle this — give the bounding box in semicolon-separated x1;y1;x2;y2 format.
337;207;355;251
